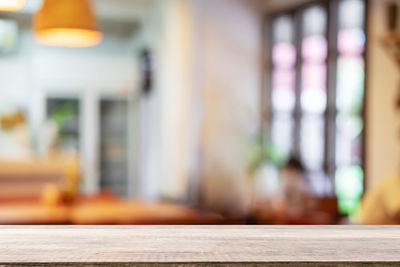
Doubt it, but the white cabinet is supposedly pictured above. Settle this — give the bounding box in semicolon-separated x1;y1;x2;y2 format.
45;92;140;198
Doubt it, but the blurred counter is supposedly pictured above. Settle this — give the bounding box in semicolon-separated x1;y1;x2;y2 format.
0;194;224;225
0;156;79;202
0;156;225;225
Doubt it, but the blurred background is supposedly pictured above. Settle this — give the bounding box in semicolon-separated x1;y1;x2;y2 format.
0;0;399;225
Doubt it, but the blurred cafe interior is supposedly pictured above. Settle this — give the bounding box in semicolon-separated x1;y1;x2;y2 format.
0;0;400;225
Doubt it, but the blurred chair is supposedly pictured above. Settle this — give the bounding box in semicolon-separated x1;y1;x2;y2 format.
305;196;342;224
310;197;339;214
257;196;342;225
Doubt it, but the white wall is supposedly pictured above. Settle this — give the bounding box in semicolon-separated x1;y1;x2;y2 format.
130;0;262;210
197;0;262;214
129;0;167;201
130;0;204;202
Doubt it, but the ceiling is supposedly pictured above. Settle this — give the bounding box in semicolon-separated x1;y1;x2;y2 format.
18;0;156;22
15;0;321;21
251;0;315;14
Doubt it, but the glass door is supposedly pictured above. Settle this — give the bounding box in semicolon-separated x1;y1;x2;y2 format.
46;97;80;155
99;99;129;198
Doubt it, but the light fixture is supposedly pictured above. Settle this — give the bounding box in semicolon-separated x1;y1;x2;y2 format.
33;0;102;48
0;0;25;11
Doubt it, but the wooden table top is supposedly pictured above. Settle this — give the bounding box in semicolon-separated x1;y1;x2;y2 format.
0;226;399;266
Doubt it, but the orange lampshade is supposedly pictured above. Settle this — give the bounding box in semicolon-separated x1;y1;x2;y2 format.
0;0;25;11
33;0;102;48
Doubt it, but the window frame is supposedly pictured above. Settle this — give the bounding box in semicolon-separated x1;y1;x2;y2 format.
261;0;369;196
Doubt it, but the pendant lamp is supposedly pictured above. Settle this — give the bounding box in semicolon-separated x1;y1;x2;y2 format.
33;0;102;48
0;0;25;11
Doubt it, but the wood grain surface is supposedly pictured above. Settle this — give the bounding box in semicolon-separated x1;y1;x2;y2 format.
0;226;399;266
